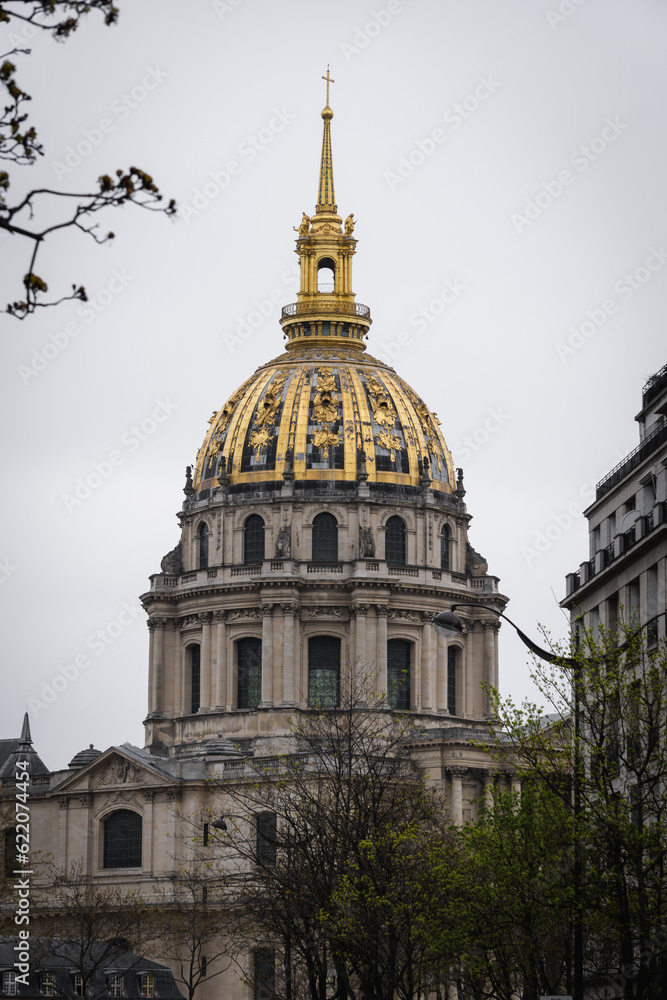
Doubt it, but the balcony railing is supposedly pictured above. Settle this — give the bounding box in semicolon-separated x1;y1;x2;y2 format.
602;542;615;569
281;300;371;320
148;562;500;592
642;362;667;407
596;422;667;498
566;504;663;594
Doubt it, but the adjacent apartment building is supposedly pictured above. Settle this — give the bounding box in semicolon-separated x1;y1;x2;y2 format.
562;362;667;643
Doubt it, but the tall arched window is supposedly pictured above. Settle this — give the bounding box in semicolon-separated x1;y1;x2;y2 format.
238;637;262;709
441;525;450;571
312;512;338;562
190;644;201;714
103;810;142;869
447;646;459;716
244;515;265;565
387;639;411;710
308;636;340;708
198;522;209;569
385;516;406;565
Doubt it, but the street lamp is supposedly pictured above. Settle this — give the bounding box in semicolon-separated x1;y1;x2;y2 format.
433;604;575;665
433;602;582;1000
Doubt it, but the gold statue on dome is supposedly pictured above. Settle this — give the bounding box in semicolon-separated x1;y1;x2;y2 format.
344;213;355;236
294;212;311;237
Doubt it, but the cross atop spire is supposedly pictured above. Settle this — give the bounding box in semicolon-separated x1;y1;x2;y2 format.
322;65;334;108
317;67;336;213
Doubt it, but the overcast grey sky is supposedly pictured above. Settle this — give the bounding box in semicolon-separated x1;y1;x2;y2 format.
1;0;665;767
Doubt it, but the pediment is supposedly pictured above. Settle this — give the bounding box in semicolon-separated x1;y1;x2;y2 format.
55;746;175;794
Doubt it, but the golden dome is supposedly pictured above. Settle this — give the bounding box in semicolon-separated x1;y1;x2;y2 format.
194;78;455;496
194;348;454;492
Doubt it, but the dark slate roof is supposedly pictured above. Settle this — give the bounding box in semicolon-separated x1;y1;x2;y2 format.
0;940;185;998
0;715;50;783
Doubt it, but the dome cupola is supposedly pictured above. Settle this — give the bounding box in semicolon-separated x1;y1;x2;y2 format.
194;77;455;497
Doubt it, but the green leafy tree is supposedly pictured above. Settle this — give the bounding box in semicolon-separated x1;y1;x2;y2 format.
0;1;175;318
454;779;575;1000
490;625;667;1000
330;818;465;1000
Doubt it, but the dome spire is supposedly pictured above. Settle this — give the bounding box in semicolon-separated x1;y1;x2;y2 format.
279;75;372;353
317;67;336;213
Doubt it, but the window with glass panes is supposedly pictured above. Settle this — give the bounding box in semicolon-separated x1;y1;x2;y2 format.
190;644;201;714
385;516;406;565
198;522;209;569
256;811;277;867
308;636;340;708
387;639;411;710
244;515;265;565
3;973;16;996
441;525;450;570
103;810;142;869
237;637;262;709
447;646;458;716
139;974;155;998
312;512;338;562
106;974;123;998
253;949;275;1000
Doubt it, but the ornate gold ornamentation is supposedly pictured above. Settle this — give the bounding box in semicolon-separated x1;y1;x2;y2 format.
376;429;402;462
364;372;403;462
311;367;340;460
313;428;340;456
366;373;398;427
344;213;355;236
249;426;271;460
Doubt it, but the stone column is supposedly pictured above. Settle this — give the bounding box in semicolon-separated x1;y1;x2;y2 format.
352;603;369;675
436;631;448;712
147;625;155;715
282;603;299;706
214;612;227;709
260;604;274;707
482;619;497;717
199;612;213;712
376;606;389;696
143;790;154;875
421;613;434;712
148;618;166;716
179;637;187;715
58;798;69;868
448;767;467;825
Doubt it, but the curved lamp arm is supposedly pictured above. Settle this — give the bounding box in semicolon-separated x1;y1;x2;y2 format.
433;604;575;666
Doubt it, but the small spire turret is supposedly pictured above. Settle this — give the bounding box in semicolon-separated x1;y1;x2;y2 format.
18;712;32;749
